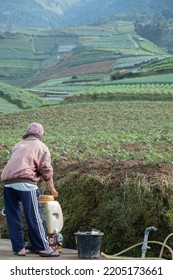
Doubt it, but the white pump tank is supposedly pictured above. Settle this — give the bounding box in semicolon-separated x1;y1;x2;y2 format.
39;195;63;234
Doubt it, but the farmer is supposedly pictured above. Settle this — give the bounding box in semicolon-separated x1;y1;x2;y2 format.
1;122;60;257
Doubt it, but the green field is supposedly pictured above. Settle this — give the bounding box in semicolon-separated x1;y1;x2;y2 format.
79;81;173;96
110;73;173;84
1;101;173;164
32;73;173;99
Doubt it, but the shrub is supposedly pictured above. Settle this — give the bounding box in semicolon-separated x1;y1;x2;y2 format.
56;172;173;256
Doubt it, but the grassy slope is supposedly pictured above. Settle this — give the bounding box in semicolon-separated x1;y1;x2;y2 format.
0;82;51;112
0;97;23;114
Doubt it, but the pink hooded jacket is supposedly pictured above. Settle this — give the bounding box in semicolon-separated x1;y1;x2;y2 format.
1;138;53;185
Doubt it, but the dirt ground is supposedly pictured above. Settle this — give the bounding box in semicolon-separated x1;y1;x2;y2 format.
53;158;173;186
1;156;173;186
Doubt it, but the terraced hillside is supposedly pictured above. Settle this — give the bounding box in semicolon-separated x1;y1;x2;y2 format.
30;22;171;95
0;30;78;87
0;20;171;93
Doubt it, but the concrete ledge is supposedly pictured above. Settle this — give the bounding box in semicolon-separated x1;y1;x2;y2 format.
0;239;79;260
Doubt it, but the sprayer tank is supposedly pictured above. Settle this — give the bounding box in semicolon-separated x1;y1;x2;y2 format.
39;195;63;234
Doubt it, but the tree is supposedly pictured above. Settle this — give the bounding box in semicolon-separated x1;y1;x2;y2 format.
134;21;168;45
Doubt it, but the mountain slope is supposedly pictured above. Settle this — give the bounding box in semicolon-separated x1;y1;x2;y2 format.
0;0;62;29
35;0;80;15
67;0;173;25
0;0;173;29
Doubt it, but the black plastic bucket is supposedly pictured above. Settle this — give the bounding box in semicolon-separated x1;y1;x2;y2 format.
74;232;104;259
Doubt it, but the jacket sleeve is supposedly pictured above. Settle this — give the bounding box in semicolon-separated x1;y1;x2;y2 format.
37;147;53;181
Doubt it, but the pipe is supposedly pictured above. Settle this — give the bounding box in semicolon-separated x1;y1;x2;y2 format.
159;232;173;258
141;226;157;258
101;240;173;260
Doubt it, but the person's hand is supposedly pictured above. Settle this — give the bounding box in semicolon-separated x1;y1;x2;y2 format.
45;179;58;197
50;188;58;197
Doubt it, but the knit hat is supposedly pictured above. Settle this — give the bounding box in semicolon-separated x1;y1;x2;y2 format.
23;122;44;140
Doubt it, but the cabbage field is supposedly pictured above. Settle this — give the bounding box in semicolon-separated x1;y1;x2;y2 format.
1;101;173;164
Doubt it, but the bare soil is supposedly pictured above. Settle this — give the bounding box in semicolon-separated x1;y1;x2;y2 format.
32;60;115;84
53;158;173;186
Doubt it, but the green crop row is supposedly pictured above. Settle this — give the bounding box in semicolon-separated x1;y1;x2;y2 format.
110;73;173;84
0;59;40;68
143;57;173;71
84;34;137;49
114;55;157;69
80;83;173;95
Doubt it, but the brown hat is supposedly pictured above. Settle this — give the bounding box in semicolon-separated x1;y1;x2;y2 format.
23;122;44;140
